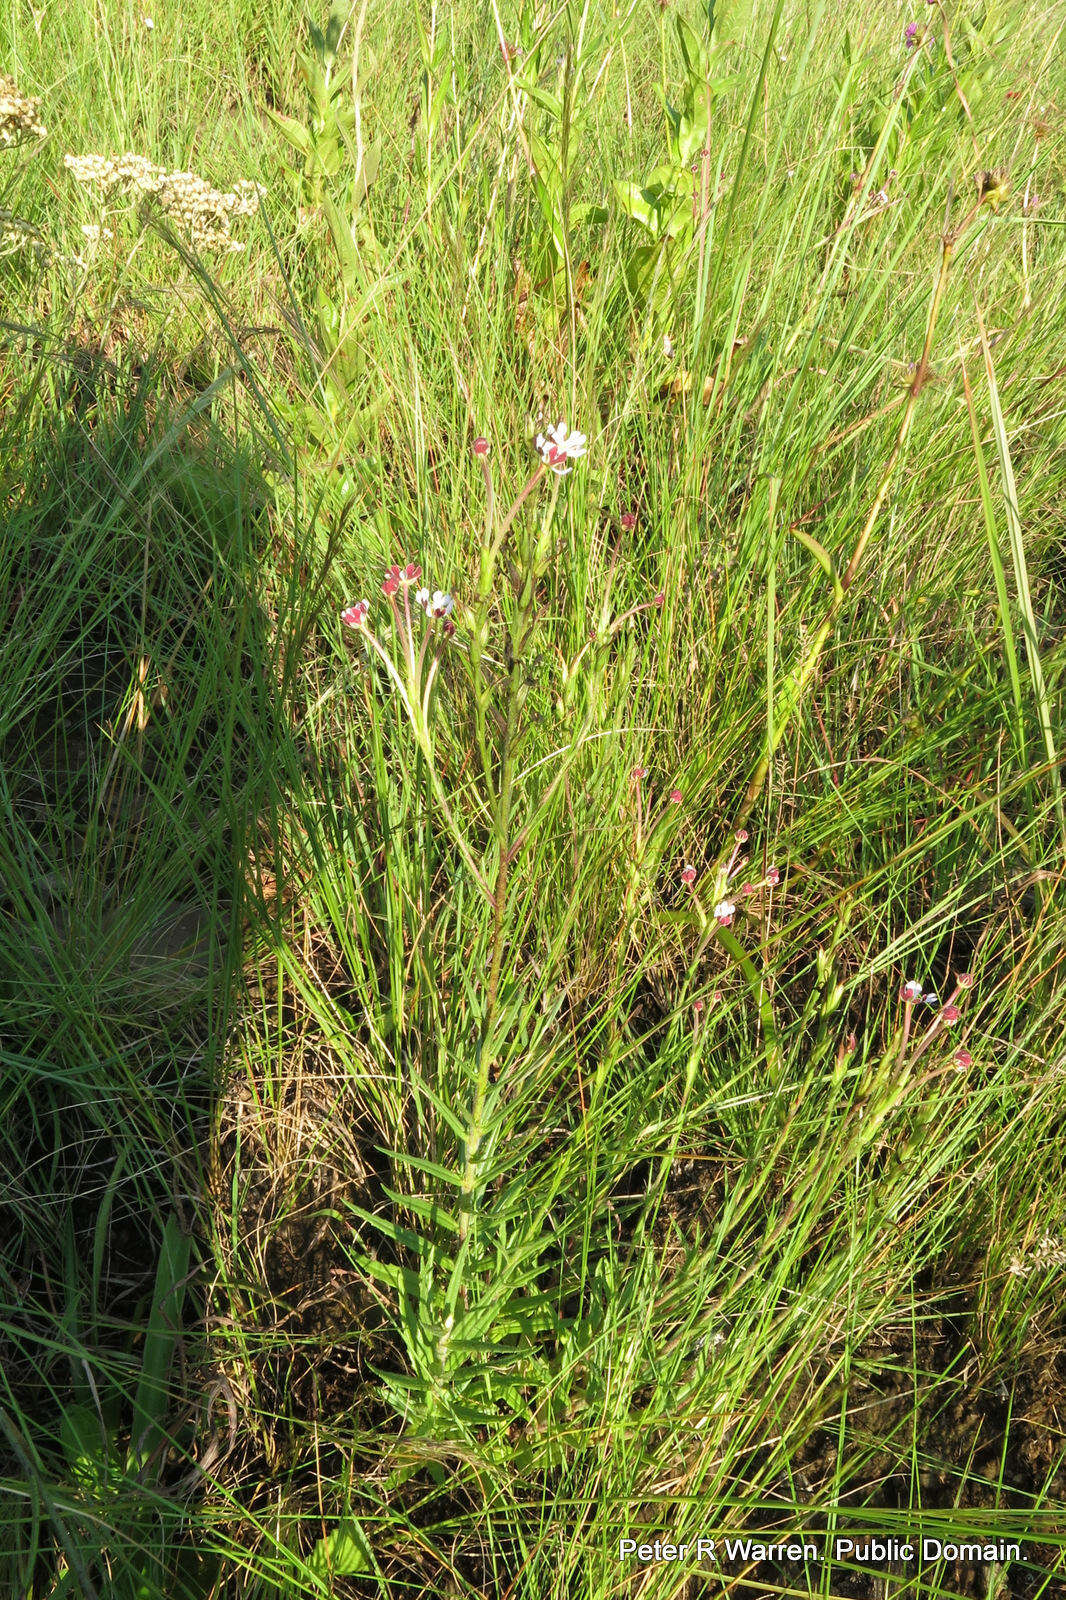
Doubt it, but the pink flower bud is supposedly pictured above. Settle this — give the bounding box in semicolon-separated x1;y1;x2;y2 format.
341;600;370;628
901;980;922;1003
473;436;490;456
669;788;683;804
954;1048;972;1069
956;972;974;990
653;592;665;609
735;829;749;844
680;864;697;885
631;766;649;781
620;511;637;531
941;1003;960;1024
765;865;780;887
740;883;755;897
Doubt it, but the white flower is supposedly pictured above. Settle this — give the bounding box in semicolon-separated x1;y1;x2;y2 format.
713;900;736;927
426;590;454;619
535;419;587;474
414;587;430;610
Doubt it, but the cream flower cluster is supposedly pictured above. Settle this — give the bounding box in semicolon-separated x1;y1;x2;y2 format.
0;77;46;146
1008;1233;1066;1279
64;152;265;252
0;208;46;260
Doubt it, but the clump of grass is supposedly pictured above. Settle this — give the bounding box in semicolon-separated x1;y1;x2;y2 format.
3;0;1066;1596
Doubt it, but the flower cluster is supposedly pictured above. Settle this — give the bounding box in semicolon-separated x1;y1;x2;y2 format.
0;77;46;146
64;152;265;251
342;561;456;638
1008;1233;1066;1280
535;420;587;475
0;208;47;261
674;825;782;929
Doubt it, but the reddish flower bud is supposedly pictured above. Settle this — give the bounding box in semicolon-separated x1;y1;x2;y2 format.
473;436;490;456
680;864;697;885
620;511;637;531
954;1048;972;1068
653;592;665;609
669;788;683;804
941;1003;961;1024
956;972;974;990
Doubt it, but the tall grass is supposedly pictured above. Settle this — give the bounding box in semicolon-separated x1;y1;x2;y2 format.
2;0;1066;1595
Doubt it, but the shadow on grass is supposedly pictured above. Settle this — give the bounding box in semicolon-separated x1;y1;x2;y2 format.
0;337;325;1598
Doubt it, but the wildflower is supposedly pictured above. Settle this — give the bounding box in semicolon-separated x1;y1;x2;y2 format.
923;992;939;1007
662;332;674;359
472;436;490;457
901;979;922;1003
765;865;780;887
735;829;749;844
694;998;704;1014
425;590;454;620
64;152;264;251
954;1048;972;1070
0;77;47;145
414;587;430;610
653;592;665;609
620;511;637;531
740;882;756;897
1008;1233;1066;1278
713;899;736;926
904;22;919;47
383;568;400;596
941;1003;960;1024
341;600;370;628
669;788;683;804
680;865;697;885
956;972;974;990
144;14;154;26
535;419;587;474
631;766;649;781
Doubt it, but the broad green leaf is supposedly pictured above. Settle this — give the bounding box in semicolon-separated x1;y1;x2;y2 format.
307;1516;374;1579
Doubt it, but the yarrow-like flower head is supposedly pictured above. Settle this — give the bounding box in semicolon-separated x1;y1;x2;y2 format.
341;600;370;628
535;419;587;474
